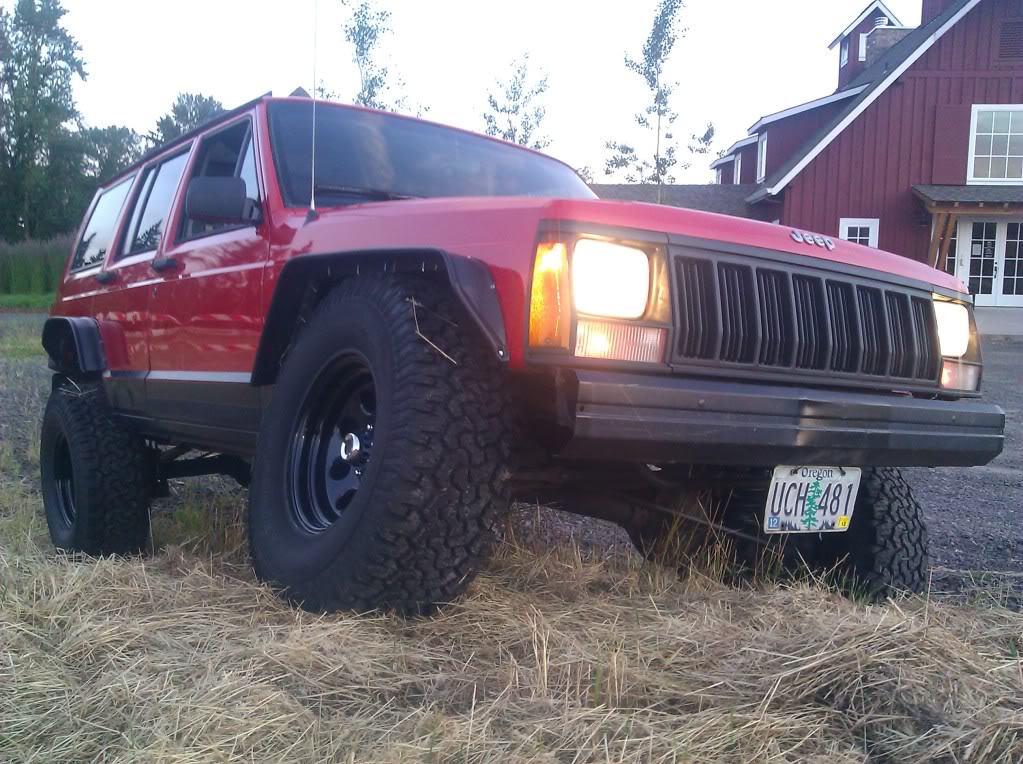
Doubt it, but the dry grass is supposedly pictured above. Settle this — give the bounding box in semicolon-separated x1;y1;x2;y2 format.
2;343;1023;762
2;485;1023;762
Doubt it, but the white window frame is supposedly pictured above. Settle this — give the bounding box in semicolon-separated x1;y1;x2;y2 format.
859;33;869;61
716;167;723;184
756;133;768;183
839;217;880;248
840;38;850;67
733;153;742;184
967;104;1023;186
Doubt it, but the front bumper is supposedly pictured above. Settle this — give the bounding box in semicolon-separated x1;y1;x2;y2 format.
558;370;1005;467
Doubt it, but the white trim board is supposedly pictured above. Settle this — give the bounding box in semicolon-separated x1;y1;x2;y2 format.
762;0;982;200
748;86;868;134
709;154;735;170
828;0;903;49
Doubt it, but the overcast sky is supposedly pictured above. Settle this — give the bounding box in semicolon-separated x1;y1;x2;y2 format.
17;0;923;182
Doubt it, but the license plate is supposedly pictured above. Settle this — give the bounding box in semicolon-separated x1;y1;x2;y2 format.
764;466;861;534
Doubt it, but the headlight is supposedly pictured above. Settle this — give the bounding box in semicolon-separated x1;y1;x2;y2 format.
572;239;650;319
933;299;970;358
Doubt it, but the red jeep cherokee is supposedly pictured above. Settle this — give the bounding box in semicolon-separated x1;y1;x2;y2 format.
40;95;1005;611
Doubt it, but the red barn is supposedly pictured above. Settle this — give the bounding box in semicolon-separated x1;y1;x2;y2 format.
601;0;1023;310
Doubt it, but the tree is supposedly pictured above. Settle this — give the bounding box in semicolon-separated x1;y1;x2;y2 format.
603;0;713;201
0;0;86;241
339;0;421;114
150;93;224;145
82;125;144;181
483;55;550;150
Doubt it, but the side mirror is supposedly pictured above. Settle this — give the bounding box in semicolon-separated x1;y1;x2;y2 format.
185;176;261;225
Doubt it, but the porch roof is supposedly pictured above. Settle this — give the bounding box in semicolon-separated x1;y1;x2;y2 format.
914;184;1023;208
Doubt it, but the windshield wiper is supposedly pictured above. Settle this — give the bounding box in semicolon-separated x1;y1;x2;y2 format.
313;185;417;202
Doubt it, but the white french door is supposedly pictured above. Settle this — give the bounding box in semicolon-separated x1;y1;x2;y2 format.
952;219;1023;307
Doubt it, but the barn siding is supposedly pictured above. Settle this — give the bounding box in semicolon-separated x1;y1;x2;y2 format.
780;0;1023;263
763;100;849;181
736;143;759;184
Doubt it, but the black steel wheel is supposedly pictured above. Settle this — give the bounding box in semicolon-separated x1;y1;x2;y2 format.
52;432;77;526
288;356;377;533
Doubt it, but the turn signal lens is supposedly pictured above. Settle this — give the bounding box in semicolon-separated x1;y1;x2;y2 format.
528;242;571;349
933;299;971;358
575;320;666;363
940;359;981;391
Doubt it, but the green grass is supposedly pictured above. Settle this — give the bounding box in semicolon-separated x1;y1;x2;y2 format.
0;293;54;311
0;321;42;358
0;236;71;296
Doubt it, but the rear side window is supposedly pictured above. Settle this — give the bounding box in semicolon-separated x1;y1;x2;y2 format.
180;119;261;241
123;151;190;256
69;176;134;271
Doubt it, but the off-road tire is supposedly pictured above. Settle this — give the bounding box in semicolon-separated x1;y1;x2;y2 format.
40;383;151;556
628;468;928;600
824;467;929;598
249;275;515;613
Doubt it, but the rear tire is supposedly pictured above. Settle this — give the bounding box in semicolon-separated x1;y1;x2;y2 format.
40;383;152;556
248;275;515;613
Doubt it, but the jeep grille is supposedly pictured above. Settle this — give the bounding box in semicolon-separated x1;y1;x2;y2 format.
670;251;941;388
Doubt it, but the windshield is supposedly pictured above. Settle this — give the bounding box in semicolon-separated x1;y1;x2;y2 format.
267;101;595;207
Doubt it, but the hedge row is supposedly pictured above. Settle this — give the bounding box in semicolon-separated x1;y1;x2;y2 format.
0;236;73;295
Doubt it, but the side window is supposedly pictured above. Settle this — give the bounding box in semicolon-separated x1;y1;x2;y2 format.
180;119;260;241
123;151;190;256
69;176;134;271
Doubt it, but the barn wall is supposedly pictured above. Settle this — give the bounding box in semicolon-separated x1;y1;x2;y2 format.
781;0;1023;263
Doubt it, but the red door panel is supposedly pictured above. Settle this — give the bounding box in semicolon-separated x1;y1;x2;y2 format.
149;228;268;373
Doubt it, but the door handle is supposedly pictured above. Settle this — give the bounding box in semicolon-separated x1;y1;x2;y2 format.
94;271;118;285
151;256;178;273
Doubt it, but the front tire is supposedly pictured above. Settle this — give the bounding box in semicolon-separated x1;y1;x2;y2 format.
40;383;152;556
821;467;929;598
625;467;929;599
249;275;515;613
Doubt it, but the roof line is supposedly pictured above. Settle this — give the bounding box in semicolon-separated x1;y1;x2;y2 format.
709;135;757;170
102;92;272;186
709;155;735;170
828;0;904;49
759;0;981;201
748;85;868;134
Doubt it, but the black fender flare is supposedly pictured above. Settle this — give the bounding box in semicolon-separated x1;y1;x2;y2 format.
41;316;107;378
250;248;509;386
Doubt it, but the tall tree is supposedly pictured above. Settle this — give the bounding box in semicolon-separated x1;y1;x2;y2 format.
83;125;144;180
603;0;713;201
483;54;550;150
0;0;86;241
339;0;420;114
150;93;224;145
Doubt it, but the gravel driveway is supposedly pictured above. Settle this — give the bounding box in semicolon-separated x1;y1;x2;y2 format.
907;337;1022;573
2;313;1020;576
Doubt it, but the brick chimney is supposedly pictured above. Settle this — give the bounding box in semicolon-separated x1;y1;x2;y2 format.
922;0;956;24
865;25;914;67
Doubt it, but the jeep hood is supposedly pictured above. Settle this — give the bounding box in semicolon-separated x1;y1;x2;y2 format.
296;196;966;295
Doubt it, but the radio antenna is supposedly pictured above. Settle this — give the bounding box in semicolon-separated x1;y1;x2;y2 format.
306;0;320;223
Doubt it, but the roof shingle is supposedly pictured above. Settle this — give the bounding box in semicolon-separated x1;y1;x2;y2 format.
590;184;770;220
